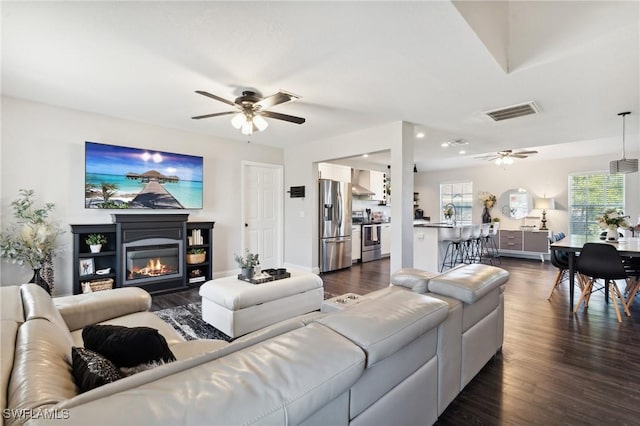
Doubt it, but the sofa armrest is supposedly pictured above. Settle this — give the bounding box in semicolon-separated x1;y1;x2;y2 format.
427;264;509;304
54;287;152;331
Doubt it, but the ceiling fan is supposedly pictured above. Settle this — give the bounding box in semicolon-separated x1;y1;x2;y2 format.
475;149;538;165
191;89;306;135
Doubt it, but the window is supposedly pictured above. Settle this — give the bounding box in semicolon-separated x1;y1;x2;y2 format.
568;172;625;237
440;182;473;225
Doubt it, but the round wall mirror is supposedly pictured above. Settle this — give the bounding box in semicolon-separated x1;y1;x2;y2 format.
499;188;533;219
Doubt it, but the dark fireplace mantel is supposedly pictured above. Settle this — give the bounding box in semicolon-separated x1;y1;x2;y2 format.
114;214;189;293
71;214;214;295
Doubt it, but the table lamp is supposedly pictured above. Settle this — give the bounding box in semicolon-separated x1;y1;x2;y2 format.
534;197;555;230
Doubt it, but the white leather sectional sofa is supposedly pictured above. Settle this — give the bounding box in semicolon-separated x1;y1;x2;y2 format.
1;263;508;426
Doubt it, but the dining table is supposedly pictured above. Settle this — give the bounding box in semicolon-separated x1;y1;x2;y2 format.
549;235;640;311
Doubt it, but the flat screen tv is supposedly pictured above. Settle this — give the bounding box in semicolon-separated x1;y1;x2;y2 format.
85;141;203;209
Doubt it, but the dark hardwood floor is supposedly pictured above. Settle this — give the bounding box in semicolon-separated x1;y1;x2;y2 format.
152;257;640;425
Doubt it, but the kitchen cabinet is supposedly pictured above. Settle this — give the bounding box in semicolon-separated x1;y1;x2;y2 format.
352;225;362;262
499;229;551;262
318;163;351;182
381;223;391;256
352;225;361;262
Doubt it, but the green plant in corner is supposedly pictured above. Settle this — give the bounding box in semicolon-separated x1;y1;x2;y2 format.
85;234;107;246
0;189;64;293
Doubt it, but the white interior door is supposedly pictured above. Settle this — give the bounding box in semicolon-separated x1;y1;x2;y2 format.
242;162;283;269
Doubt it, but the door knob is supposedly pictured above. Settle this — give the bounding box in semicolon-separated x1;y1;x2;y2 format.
245;223;248;227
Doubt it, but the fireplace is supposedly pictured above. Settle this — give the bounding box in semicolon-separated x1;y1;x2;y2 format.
114;214;188;293
123;239;182;286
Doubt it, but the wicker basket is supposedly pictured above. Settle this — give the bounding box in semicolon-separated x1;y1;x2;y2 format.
82;278;114;293
187;253;206;264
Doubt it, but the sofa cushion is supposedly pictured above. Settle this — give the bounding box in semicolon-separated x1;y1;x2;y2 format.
8;318;77;416
82;325;176;368
54;323;366;426
390;268;440;293
21;283;70;334
72;347;124;393
1;320;19;417
317;289;449;367
1;286;24;322
54;287;151;332
427;264;509;304
70;311;185;348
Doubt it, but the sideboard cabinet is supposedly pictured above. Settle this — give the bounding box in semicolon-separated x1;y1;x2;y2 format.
498;229;551;262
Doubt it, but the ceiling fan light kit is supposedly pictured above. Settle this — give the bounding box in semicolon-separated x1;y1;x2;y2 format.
610;111;638;174
192;89;305;135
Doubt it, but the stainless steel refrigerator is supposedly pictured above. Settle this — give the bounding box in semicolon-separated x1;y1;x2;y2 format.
319;179;352;272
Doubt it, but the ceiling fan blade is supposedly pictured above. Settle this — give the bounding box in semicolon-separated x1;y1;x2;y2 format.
474;153;499;159
191;111;237;120
511;154;529;158
255;91;298;110
261;110;306;124
195;91;237;107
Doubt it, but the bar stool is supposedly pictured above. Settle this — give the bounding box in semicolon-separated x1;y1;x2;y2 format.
440;226;463;272
466;224;483;264
484;222;500;264
479;223;492;264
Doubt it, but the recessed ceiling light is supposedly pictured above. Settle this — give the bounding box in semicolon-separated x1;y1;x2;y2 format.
442;138;469;148
362;154;369;158
416;132;425;138
459;150;466;155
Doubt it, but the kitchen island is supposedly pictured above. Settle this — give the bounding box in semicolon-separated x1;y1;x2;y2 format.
413;221;457;272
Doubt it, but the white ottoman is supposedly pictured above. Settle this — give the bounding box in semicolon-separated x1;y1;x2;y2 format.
199;270;324;338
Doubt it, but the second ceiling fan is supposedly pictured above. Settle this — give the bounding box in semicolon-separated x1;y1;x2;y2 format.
475;149;538;165
192;89;306;135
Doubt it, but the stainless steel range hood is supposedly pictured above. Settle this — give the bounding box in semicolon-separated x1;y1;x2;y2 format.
351;169;375;196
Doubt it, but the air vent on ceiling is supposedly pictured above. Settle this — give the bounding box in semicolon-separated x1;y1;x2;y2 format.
483;101;540;122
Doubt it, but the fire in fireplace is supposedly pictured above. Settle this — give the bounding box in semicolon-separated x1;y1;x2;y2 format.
128;257;178;279
123;241;182;286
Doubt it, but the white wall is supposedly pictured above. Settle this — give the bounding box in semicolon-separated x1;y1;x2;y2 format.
283;121;414;273
1;97;284;295
414;155;640;233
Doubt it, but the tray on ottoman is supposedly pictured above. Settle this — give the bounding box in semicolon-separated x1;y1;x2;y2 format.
237;268;291;284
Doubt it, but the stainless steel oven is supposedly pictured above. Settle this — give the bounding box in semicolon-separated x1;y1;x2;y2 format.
361;224;382;262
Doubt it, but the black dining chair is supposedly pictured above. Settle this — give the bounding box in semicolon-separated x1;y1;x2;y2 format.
574;243;632;322
547;233;581;300
622;257;640;310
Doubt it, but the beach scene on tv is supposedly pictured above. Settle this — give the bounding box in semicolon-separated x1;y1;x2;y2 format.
85;142;203;209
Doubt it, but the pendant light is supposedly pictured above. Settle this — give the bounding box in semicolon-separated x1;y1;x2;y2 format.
610;111;638;174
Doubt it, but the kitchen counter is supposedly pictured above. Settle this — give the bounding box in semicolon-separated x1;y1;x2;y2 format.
413;221;454;228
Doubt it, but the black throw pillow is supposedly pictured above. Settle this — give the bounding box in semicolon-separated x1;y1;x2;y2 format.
82;324;176;368
72;346;124;393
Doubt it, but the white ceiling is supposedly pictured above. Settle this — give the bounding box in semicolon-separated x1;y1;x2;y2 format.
2;1;639;171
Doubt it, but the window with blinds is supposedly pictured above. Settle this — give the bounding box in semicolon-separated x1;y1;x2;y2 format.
440;182;473;225
568;172;625;237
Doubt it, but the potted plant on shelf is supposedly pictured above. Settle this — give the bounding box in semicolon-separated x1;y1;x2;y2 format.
0;189;63;295
85;233;107;253
187;248;206;264
234;249;259;279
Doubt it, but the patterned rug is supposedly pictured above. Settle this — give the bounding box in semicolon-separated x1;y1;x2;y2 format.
154;291;340;343
154;302;233;342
